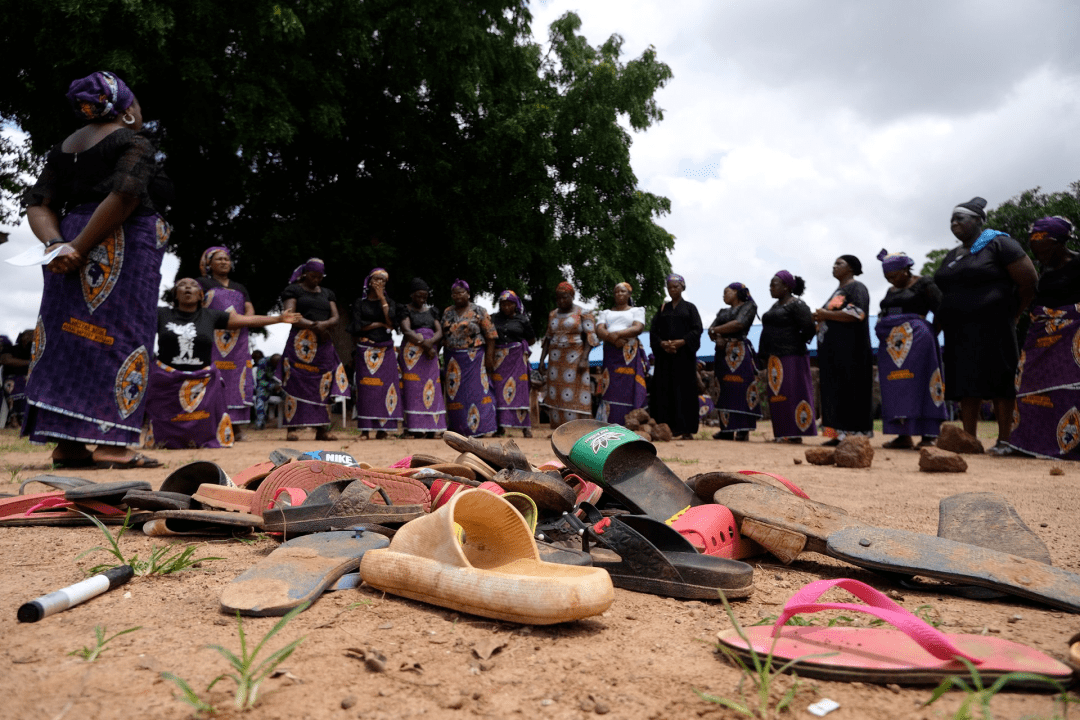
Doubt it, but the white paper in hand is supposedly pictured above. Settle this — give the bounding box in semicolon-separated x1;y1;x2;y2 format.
5;244;74;267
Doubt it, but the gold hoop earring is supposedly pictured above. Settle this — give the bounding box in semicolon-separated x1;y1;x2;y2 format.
122;112;136;125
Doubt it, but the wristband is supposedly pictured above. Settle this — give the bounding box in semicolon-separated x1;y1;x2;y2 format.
46;238;64;248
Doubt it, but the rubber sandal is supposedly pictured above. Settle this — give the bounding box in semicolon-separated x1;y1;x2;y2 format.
937;492;1051;564
688;470;810;502
565;474;603;509
251;461;431;517
454;453;498;481
491;468;575;512
881;437;915;450
262;480;425;534
65;480;152;505
270;447;304;466
221;530;389;616
718;483;1080;612
551;420;701;523
232;461;277;490
668;504;762;559
717;578;1072;685
1069;632;1080;674
359;490;614;624
442;431;531;471
428;478;470;510
143;510;263;536
192;485;257;513
123;490;192;511
0;493;141;526
300;449;358;466
18;475;95;494
94;452;161;469
160;461;234;495
564;503;754;600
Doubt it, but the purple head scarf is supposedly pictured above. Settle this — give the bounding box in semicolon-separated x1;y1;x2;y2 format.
666;273;686;288
876;249;914;274
498;289;524;315
726;282;752;302
199;246;230;277
774;271;796;291
1030;216;1074;242
289;258;326;284
363;267;389;297
66;71;135;122
451;279;470;293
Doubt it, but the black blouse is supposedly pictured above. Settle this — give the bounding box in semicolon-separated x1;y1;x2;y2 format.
281;284;337;322
492;312;536;345
650;300;702;351
349;297;402;343
1034;255;1080;308
880;276;942;317
24;128;172;215
157;307;231;370
403;305;439;331
710;301;757;339
933;235;1027;326
759;299;814;357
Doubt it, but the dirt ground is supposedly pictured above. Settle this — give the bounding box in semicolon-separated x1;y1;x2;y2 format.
0;423;1077;720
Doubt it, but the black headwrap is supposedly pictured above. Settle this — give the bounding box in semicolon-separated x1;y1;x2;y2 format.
409;277;431;293
839;254;863;276
954;197;988;221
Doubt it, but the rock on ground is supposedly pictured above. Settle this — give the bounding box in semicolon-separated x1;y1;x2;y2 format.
835;436;874;468
936;423;985;454
919;446;968;472
804;447;836;465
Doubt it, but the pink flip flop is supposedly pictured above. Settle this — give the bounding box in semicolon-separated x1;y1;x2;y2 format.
718;578;1073;685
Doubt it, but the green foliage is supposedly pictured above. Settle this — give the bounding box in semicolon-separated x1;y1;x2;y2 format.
162;603;309;714
922;657;1070;720
0;131;40;225
697;592;824;718
77;509;222;576
1;2;674;317
922;181;1080;275
69;625;141;662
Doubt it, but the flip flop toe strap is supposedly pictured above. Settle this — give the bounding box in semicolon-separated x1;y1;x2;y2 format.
775;578;982;664
737;470;810;499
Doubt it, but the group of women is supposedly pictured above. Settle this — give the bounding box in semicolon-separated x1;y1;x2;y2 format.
15;71;1080;463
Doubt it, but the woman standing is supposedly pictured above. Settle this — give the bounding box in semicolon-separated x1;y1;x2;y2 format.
812;255;874;444
874;250;946;449
442;280;498;437
147;278;298;448
23;71;171;469
595;282;648;426
539;282;600;429
350;268;404;439
759;272;817;443
934;197;1038;455
1008;217;1080;460
491;290;535;437
708;282;760;441
278;258;350;441
197;246;256;439
649;274;703;439
399;278;447;437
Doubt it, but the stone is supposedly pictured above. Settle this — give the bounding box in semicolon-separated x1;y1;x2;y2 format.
1050;466;1065;476
835;436;874;468
793;458;803;464
624;417;641;431
804;447;836;465
634;430;652;441
650;423;673;442
341;697;357;710
936;423;985;454
919;447;968;473
625;408;651;426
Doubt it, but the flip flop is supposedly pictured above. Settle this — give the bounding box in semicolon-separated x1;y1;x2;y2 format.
232;461;277;489
563;503;754;600
221;530;390;616
251;461;431;516
937;492;1051;565
442;431;531;471
717;578;1072;685
359;490;614;624
18;475;95;494
491;468;575;512
262;480;425;534
551;420;701;523
688;470;810;502
65;480;152;505
143;510;263;536
300;449;359;466
454;453;498;481
160;461;234;495
94;452;161;469
123;490;193;511
192;485;257;513
718;483;1080;613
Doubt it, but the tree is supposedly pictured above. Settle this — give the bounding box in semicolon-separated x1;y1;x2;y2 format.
0;131;40;226
921;182;1080;274
0;1;674;319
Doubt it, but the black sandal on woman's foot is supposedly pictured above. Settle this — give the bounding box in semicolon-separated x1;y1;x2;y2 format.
882;437;914;450
986;441;1017;457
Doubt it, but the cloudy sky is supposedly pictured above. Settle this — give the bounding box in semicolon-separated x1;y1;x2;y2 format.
3;0;1080;351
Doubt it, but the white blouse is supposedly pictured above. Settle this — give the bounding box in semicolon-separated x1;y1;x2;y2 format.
597;306;645;333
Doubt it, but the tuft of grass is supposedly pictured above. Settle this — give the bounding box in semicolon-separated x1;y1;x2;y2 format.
77;509;222;577
923;657;1071;720
5;462;25;483
163;602;309;714
69;625;141;662
696;592;828;717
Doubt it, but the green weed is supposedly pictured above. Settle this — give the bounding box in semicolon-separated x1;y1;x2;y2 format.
162;603;309;714
68;625;141;662
923;657;1070;720
77;509;222;577
696;592;827;717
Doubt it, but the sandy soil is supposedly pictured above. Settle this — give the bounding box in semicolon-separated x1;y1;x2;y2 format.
0;424;1077;720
